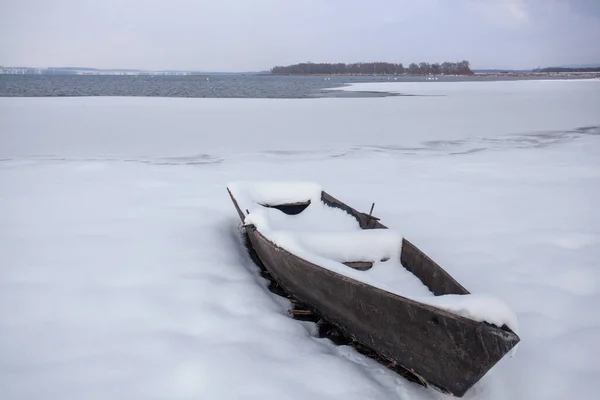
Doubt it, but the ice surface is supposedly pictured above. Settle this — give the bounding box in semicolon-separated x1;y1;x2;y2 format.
2;78;600;159
1;80;600;400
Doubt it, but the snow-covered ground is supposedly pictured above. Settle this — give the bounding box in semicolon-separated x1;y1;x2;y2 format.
1;79;599;400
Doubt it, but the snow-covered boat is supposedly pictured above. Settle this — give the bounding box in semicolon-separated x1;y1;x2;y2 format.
227;181;520;397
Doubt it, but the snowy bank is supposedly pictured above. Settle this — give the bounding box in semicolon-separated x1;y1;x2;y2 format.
1;79;599;399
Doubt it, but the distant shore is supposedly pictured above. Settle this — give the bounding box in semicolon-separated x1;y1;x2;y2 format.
266;72;600;78
475;72;600;78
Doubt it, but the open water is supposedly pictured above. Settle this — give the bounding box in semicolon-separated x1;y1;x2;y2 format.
0;74;586;99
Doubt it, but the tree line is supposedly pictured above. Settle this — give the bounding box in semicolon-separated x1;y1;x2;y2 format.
271;61;473;75
533;67;600;73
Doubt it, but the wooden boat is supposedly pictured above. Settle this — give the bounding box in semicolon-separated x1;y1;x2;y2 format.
227;183;520;397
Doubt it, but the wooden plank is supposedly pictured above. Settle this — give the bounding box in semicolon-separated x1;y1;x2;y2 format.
400;238;469;296
342;261;373;271
321;191;387;229
227;188;246;221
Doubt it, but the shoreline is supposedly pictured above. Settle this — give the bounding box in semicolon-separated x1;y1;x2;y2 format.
265;72;600;78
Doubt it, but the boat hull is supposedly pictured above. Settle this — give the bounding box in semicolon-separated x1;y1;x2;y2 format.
246;227;517;397
228;188;520;397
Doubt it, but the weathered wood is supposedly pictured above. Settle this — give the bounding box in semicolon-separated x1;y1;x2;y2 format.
247;227;519;397
401;238;470;296
228;189;246;221
320;192;387;229
342;261;374;271
288;309;314;316
227;186;520;397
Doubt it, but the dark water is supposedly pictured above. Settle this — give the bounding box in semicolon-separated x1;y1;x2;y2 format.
0;74;589;99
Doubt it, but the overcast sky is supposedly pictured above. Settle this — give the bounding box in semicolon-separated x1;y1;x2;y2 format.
1;0;599;71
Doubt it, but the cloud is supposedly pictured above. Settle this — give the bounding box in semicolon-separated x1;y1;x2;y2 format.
0;0;598;71
466;0;530;26
504;0;529;23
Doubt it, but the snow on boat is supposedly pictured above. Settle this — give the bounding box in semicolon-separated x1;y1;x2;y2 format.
227;181;520;397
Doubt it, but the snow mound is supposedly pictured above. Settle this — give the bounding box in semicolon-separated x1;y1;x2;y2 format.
229;181;323;210
419;294;519;334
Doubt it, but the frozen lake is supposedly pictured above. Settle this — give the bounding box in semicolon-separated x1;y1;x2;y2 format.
2;79;599;160
1;79;599;400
